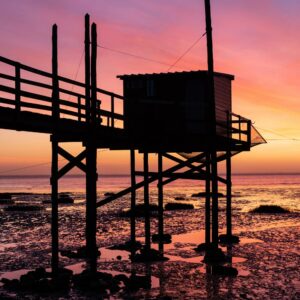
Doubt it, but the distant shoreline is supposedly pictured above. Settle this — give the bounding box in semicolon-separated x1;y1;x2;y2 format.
0;173;300;178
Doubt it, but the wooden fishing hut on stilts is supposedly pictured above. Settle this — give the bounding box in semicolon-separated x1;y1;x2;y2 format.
113;0;265;262
0;0;266;275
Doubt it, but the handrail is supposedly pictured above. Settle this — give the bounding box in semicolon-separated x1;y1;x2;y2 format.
0;56;124;100
0;55;124;128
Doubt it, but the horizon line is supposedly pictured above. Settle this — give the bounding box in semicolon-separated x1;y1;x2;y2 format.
1;172;300;178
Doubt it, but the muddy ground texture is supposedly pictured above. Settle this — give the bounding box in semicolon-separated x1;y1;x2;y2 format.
0;193;299;299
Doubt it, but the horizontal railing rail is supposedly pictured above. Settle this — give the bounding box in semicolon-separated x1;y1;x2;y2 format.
0;56;124;129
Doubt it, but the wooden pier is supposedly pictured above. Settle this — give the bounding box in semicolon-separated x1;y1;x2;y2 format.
0;1;265;274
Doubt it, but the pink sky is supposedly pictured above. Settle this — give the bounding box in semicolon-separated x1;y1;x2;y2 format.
0;0;299;175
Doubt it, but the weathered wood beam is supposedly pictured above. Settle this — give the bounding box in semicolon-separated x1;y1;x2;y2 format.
57;150;87;179
57;146;86;173
96;152;206;207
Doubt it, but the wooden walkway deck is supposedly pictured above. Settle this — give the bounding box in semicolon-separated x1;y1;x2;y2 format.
0;55;252;152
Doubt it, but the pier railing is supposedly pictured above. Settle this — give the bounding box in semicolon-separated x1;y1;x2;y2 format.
0;56;124;129
216;108;251;147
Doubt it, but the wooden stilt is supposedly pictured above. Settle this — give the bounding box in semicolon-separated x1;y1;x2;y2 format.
130;149;136;245
158;153;164;253
85;20;98;273
226;150;232;237
204;0;220;252
85;141;97;272
144;152;151;252
50;23;59;274
50;135;59;274
218;149;239;244
211;152;219;249
205;152;211;245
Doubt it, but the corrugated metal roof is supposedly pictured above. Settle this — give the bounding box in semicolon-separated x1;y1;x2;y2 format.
117;70;234;80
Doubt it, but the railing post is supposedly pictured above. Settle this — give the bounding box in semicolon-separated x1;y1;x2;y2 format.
78;96;81;122
85;14;91;123
111;95;114;128
226;111;230;139
238;115;241;141
91;22;98;124
247;120;251;147
52;24;59;120
15;64;21;113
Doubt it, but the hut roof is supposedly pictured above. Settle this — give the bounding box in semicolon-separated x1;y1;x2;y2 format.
117;70;234;80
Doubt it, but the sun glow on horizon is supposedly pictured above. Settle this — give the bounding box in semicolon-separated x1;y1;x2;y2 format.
0;0;299;175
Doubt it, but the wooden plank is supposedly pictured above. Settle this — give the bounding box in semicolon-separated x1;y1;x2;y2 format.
20;101;52;112
0;97;15;106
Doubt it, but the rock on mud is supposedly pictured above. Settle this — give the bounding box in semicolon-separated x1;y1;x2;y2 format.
165;203;194;211
250;205;290;214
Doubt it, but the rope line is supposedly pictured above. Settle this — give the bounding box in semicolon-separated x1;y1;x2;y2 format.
97;32;206;70
97;44;173;67
167;32;206;72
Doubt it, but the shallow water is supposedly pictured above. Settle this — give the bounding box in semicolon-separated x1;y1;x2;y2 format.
0;174;299;299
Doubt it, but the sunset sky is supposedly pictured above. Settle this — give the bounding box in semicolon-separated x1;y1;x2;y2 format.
0;0;299;175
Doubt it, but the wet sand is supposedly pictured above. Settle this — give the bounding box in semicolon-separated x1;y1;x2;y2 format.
0;192;299;299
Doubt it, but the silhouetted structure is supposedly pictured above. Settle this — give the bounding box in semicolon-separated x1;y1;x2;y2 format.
119;71;237;152
0;0;265;273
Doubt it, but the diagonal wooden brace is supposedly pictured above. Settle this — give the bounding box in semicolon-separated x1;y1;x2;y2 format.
57;147;87;179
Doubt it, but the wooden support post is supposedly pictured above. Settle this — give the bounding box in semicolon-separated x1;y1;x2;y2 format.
85;14;90;123
52;24;59;120
130;149;136;245
211;152;219;249
144;152;151;252
50;23;59;274
205;152;211;245
85;18;98;273
85;141;97;272
226;150;232;236
50;135;59;274
158;153;164;253
204;0;219;251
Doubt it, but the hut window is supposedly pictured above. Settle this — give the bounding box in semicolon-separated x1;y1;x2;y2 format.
146;79;155;97
128;79;143;89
